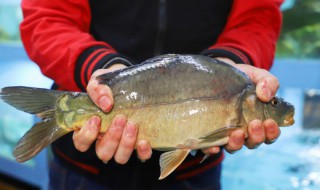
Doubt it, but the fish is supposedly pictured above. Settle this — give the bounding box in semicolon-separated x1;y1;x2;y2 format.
0;54;295;179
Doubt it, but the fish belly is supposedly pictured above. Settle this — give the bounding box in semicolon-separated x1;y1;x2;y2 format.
113;97;240;150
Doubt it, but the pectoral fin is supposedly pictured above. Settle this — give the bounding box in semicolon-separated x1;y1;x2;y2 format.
200;154;210;164
199;126;239;142
159;149;190;180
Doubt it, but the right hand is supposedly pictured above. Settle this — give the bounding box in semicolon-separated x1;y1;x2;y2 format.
72;64;152;164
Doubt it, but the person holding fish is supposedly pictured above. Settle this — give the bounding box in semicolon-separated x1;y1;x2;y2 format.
16;0;286;189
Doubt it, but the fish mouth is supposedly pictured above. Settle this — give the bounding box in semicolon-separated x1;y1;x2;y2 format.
282;111;295;127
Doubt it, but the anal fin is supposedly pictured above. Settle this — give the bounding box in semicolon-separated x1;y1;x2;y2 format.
159;149;190;180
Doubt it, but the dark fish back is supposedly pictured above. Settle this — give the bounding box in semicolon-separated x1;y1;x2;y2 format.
98;54;254;110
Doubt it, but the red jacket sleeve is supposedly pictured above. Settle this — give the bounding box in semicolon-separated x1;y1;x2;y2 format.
20;0;131;92
202;0;283;70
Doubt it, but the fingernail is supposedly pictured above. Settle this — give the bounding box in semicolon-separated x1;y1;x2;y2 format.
212;147;220;153
232;131;244;144
139;158;146;163
253;144;261;149
89;116;98;125
125;122;137;138
258;81;272;101
252;125;262;135
262;86;272;101
98;96;111;111
115;115;126;128
138;141;149;154
229;150;239;154
138;140;151;162
266;124;275;133
87;117;99;132
234;136;244;144
266;89;272;101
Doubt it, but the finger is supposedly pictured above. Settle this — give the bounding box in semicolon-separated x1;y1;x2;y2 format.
245;120;265;149
263;119;281;144
73;116;101;152
137;140;152;162
87;65;127;112
236;65;279;102
201;147;220;155
87;74;114;112
224;129;245;153
96;115;127;163
114;122;138;164
255;74;279;102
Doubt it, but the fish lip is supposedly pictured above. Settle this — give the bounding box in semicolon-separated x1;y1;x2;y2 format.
282;109;295;127
283;116;294;126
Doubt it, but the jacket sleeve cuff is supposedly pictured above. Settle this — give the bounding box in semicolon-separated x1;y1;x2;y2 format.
75;45;133;91
201;46;252;65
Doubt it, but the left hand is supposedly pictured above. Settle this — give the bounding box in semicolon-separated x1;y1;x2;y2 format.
203;57;280;155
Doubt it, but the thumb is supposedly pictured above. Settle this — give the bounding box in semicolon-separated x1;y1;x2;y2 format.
87;64;127;112
235;64;279;102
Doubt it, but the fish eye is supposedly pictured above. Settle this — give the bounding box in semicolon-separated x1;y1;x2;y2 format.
271;97;279;107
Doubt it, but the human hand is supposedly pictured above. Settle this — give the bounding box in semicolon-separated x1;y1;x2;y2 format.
72;64;152;164
203;57;280;155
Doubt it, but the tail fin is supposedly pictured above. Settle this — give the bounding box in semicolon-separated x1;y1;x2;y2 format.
0;86;71;162
0;86;65;119
13;119;70;162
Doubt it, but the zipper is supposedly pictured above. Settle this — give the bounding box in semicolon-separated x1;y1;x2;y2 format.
154;0;167;56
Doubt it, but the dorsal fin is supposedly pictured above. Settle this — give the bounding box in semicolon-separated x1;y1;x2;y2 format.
96;54;179;85
96;64;140;85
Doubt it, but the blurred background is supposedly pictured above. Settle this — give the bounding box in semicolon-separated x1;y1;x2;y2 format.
0;0;319;189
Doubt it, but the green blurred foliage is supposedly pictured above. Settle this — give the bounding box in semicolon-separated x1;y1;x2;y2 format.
0;5;21;43
0;27;20;42
277;0;320;58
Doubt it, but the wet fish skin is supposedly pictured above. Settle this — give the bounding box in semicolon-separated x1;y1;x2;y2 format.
0;54;295;179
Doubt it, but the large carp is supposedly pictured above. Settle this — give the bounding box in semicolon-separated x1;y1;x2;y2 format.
0;54;294;179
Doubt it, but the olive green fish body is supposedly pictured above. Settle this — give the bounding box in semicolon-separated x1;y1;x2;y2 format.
0;54;295;179
121;95;244;149
98;55;254;148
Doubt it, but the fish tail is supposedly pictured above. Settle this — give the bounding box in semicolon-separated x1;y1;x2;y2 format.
0;86;71;162
13;119;70;162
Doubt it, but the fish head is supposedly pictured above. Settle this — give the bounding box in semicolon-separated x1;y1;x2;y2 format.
264;96;295;127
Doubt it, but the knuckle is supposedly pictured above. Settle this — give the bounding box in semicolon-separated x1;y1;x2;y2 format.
120;140;135;150
106;130;122;143
269;75;279;84
84;129;99;141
